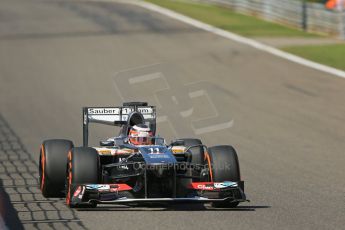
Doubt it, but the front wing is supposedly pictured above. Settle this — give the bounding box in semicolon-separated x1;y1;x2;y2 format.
69;181;248;206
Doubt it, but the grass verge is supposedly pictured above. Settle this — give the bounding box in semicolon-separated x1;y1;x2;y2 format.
145;0;318;37
283;44;345;71
145;0;345;71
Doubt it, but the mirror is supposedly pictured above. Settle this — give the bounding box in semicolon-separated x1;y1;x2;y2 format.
100;141;114;146
170;140;185;146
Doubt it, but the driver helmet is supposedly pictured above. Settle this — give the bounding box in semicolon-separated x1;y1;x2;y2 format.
128;124;153;145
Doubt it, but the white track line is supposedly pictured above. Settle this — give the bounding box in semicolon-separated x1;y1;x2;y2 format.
129;0;345;79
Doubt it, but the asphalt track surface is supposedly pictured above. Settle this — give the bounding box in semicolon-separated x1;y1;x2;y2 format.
1;0;345;229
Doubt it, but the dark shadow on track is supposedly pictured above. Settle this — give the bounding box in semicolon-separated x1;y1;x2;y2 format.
0;114;87;229
0;180;24;230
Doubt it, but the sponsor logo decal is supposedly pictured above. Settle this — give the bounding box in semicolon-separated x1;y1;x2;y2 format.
85;184;132;192
88;108;120;115
86;184;110;191
96;148;117;155
148;154;170;159
137;108;152;114
190;181;238;190
214;181;238;189
88;107;153;115
196;183;214;190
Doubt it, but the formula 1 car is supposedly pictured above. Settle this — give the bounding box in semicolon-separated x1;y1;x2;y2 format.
39;102;248;208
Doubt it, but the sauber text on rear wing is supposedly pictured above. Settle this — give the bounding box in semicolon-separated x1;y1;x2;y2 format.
82;105;156;147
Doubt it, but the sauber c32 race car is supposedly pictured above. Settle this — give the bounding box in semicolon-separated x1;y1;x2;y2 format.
39;102;248;208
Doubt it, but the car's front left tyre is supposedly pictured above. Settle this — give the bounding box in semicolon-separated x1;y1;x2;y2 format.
207;145;241;208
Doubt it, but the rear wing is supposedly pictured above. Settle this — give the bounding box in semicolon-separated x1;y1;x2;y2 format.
82;103;156;147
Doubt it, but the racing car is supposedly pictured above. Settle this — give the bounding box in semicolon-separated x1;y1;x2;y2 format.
39;102;248;208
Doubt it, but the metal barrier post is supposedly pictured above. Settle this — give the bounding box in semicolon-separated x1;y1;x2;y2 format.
340;5;345;39
302;0;308;31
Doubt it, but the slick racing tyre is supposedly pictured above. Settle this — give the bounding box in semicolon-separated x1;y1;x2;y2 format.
176;139;204;196
39;139;73;198
207;145;241;208
178;138;204;165
66;147;100;208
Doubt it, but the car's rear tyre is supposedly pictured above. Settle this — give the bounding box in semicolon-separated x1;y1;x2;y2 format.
39;139;73;198
207;145;240;208
176;139;204;197
66;147;100;208
178;138;204;165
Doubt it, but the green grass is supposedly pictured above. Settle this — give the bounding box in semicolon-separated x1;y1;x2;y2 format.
145;0;318;37
283;44;345;71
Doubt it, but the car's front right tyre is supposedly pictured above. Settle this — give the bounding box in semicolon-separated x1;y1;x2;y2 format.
39;139;73;198
66;147;100;208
